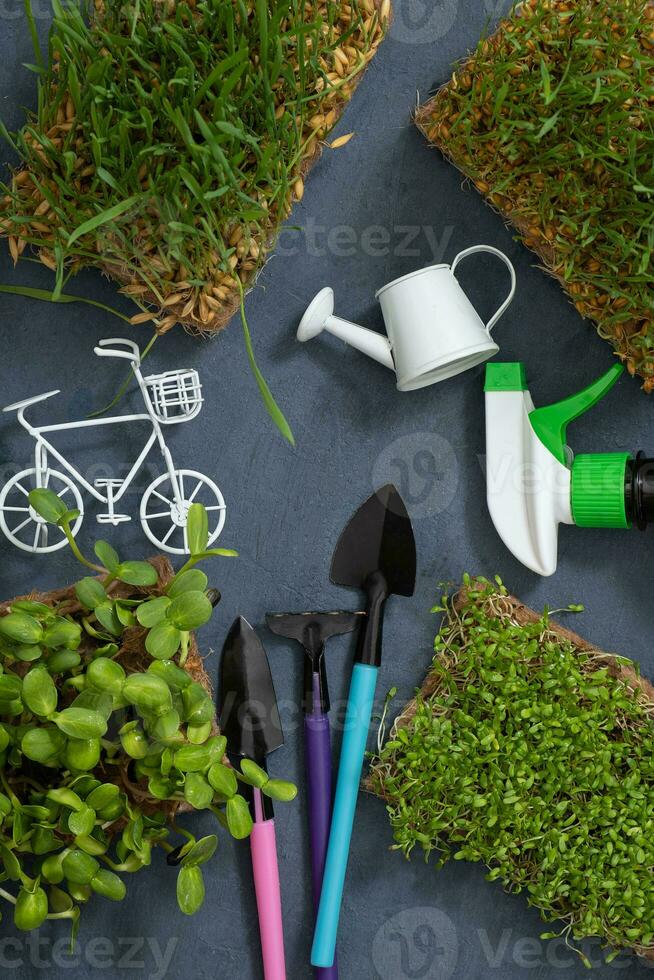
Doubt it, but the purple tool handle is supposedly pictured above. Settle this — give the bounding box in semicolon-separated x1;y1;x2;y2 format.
305;712;339;980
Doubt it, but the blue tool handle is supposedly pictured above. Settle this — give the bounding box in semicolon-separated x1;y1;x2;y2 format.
311;662;379;968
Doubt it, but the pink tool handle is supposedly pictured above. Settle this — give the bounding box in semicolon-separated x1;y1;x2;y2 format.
250;813;286;980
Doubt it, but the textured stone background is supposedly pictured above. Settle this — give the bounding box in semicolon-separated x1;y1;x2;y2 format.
1;1;654;977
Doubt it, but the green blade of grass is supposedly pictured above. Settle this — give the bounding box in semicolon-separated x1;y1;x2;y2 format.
67;196;142;247
24;0;44;69
0;284;132;321
88;332;158;418
0;119;18;155
238;285;294;446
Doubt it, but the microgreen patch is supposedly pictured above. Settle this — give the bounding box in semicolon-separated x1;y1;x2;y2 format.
0;494;295;937
370;575;654;963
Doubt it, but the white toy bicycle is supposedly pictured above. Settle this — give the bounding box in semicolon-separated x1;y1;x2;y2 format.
0;338;226;556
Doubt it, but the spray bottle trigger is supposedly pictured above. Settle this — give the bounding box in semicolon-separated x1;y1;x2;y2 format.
528;363;624;466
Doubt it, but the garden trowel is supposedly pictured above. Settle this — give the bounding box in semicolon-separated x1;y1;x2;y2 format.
219;617;286;980
311;485;416;969
266;610;364;980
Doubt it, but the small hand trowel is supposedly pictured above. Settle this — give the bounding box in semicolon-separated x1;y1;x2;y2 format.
311;485;416;969
219;617;287;980
266;610;364;980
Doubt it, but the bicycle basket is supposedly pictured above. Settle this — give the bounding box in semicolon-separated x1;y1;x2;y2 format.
143;369;203;424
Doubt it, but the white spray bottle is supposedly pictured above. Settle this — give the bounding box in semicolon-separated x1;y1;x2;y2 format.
485;362;654;576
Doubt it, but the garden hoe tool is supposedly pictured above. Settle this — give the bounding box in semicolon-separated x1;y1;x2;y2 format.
266;610;364;980
219;617;287;980
485;361;654;576
311;485;416;969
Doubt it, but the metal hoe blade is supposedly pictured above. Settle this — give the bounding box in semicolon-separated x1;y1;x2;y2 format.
266;610;363;655
266;610;364;714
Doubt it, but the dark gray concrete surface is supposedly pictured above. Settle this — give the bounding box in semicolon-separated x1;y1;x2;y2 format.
1;1;654;978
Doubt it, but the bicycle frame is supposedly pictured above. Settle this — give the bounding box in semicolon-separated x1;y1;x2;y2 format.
0;338;222;556
18;408;183;509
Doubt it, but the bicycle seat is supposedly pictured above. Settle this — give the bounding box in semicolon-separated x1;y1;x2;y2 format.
3;390;61;413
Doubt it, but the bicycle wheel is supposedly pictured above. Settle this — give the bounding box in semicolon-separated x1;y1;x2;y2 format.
0;468;84;554
140;469;226;555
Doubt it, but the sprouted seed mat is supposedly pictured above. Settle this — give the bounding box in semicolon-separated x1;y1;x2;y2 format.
416;0;654;389
0;0;389;335
369;576;654;966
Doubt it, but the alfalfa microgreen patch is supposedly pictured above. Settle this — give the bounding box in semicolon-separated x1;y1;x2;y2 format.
370;575;654;964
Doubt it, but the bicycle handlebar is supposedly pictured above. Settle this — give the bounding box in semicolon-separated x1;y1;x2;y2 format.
93;338;141;365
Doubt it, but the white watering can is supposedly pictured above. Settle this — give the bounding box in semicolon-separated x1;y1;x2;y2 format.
297;245;516;390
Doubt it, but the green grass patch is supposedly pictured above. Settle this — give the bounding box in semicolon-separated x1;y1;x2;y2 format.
0;0;387;334
417;0;654;389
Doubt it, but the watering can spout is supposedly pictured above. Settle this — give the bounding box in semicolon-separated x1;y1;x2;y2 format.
323;315;394;370
297;287;395;371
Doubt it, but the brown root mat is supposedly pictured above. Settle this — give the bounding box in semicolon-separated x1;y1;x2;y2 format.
368;577;654;964
416;0;654;389
0;0;389;335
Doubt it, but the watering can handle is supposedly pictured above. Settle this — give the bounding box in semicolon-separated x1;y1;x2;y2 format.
451;245;517;334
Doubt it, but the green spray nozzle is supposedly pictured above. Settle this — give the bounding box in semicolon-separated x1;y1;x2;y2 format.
529;363;624;465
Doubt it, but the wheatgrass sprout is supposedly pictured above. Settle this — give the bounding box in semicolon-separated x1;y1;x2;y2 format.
417;0;654;388
0;0;389;438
